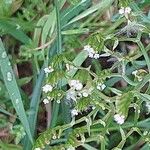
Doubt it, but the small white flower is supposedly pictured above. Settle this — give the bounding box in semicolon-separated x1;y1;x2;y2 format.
35;148;41;150
125;7;131;14
84;45;100;59
75;82;83;91
114;114;125;125
69;80;83;91
43;98;49;104
97;83;106;91
119;6;131;19
119;7;125;14
82;91;89;97
44;66;54;74
71;109;79;117
42;84;53;93
88;52;94;58
94;53;100;59
69;80;78;87
56;100;60;103
84;45;91;51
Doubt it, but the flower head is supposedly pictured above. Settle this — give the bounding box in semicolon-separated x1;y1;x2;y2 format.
114;114;125;125
82;91;89;97
43;98;49;104
69;80;83;91
84;45;100;59
42;84;53;93
119;6;131;19
97;83;106;91
44;66;54;74
71;109;79;117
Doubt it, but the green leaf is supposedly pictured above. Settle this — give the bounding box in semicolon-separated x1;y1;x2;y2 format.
66;0;114;26
17;76;32;86
0;39;33;144
116;92;134;117
0;19;31;44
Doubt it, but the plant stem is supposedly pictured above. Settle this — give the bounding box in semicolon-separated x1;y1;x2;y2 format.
50;0;62;128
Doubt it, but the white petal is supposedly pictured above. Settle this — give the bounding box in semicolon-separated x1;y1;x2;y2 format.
119;8;125;14
71;109;78;116
43;98;49;104
82;92;89;97
75;83;83;91
125;7;131;14
94;53;100;59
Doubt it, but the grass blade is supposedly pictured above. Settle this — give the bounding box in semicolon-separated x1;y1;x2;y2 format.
65;0;114;26
0;39;33;143
50;0;62;128
0;19;31;44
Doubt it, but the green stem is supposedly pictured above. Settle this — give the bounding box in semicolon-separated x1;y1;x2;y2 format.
50;0;62;128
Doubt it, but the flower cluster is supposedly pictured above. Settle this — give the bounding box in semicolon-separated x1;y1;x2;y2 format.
67;79;92;102
43;98;49;104
44;66;54;75
42;84;53;93
42;84;53;104
97;83;106;91
84;45;100;59
69;80;83;91
119;6;131;19
114;114;125;125
71;109;79;117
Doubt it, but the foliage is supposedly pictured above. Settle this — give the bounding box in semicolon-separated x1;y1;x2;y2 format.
0;0;150;150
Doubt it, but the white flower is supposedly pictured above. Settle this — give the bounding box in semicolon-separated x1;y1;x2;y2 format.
75;82;83;91
94;53;100;59
69;80;83;91
42;84;53;93
34;148;41;150
97;83;106;91
82;91;89;97
88;52;94;58
114;114;125;125
69;80;78;87
84;45;99;59
119;7;131;19
125;7;131;14
83;45;91;51
119;7;125;14
71;109;79;117
44;66;54;74
43;98;49;104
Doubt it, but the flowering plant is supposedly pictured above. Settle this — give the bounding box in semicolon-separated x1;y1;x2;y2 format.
0;0;150;150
